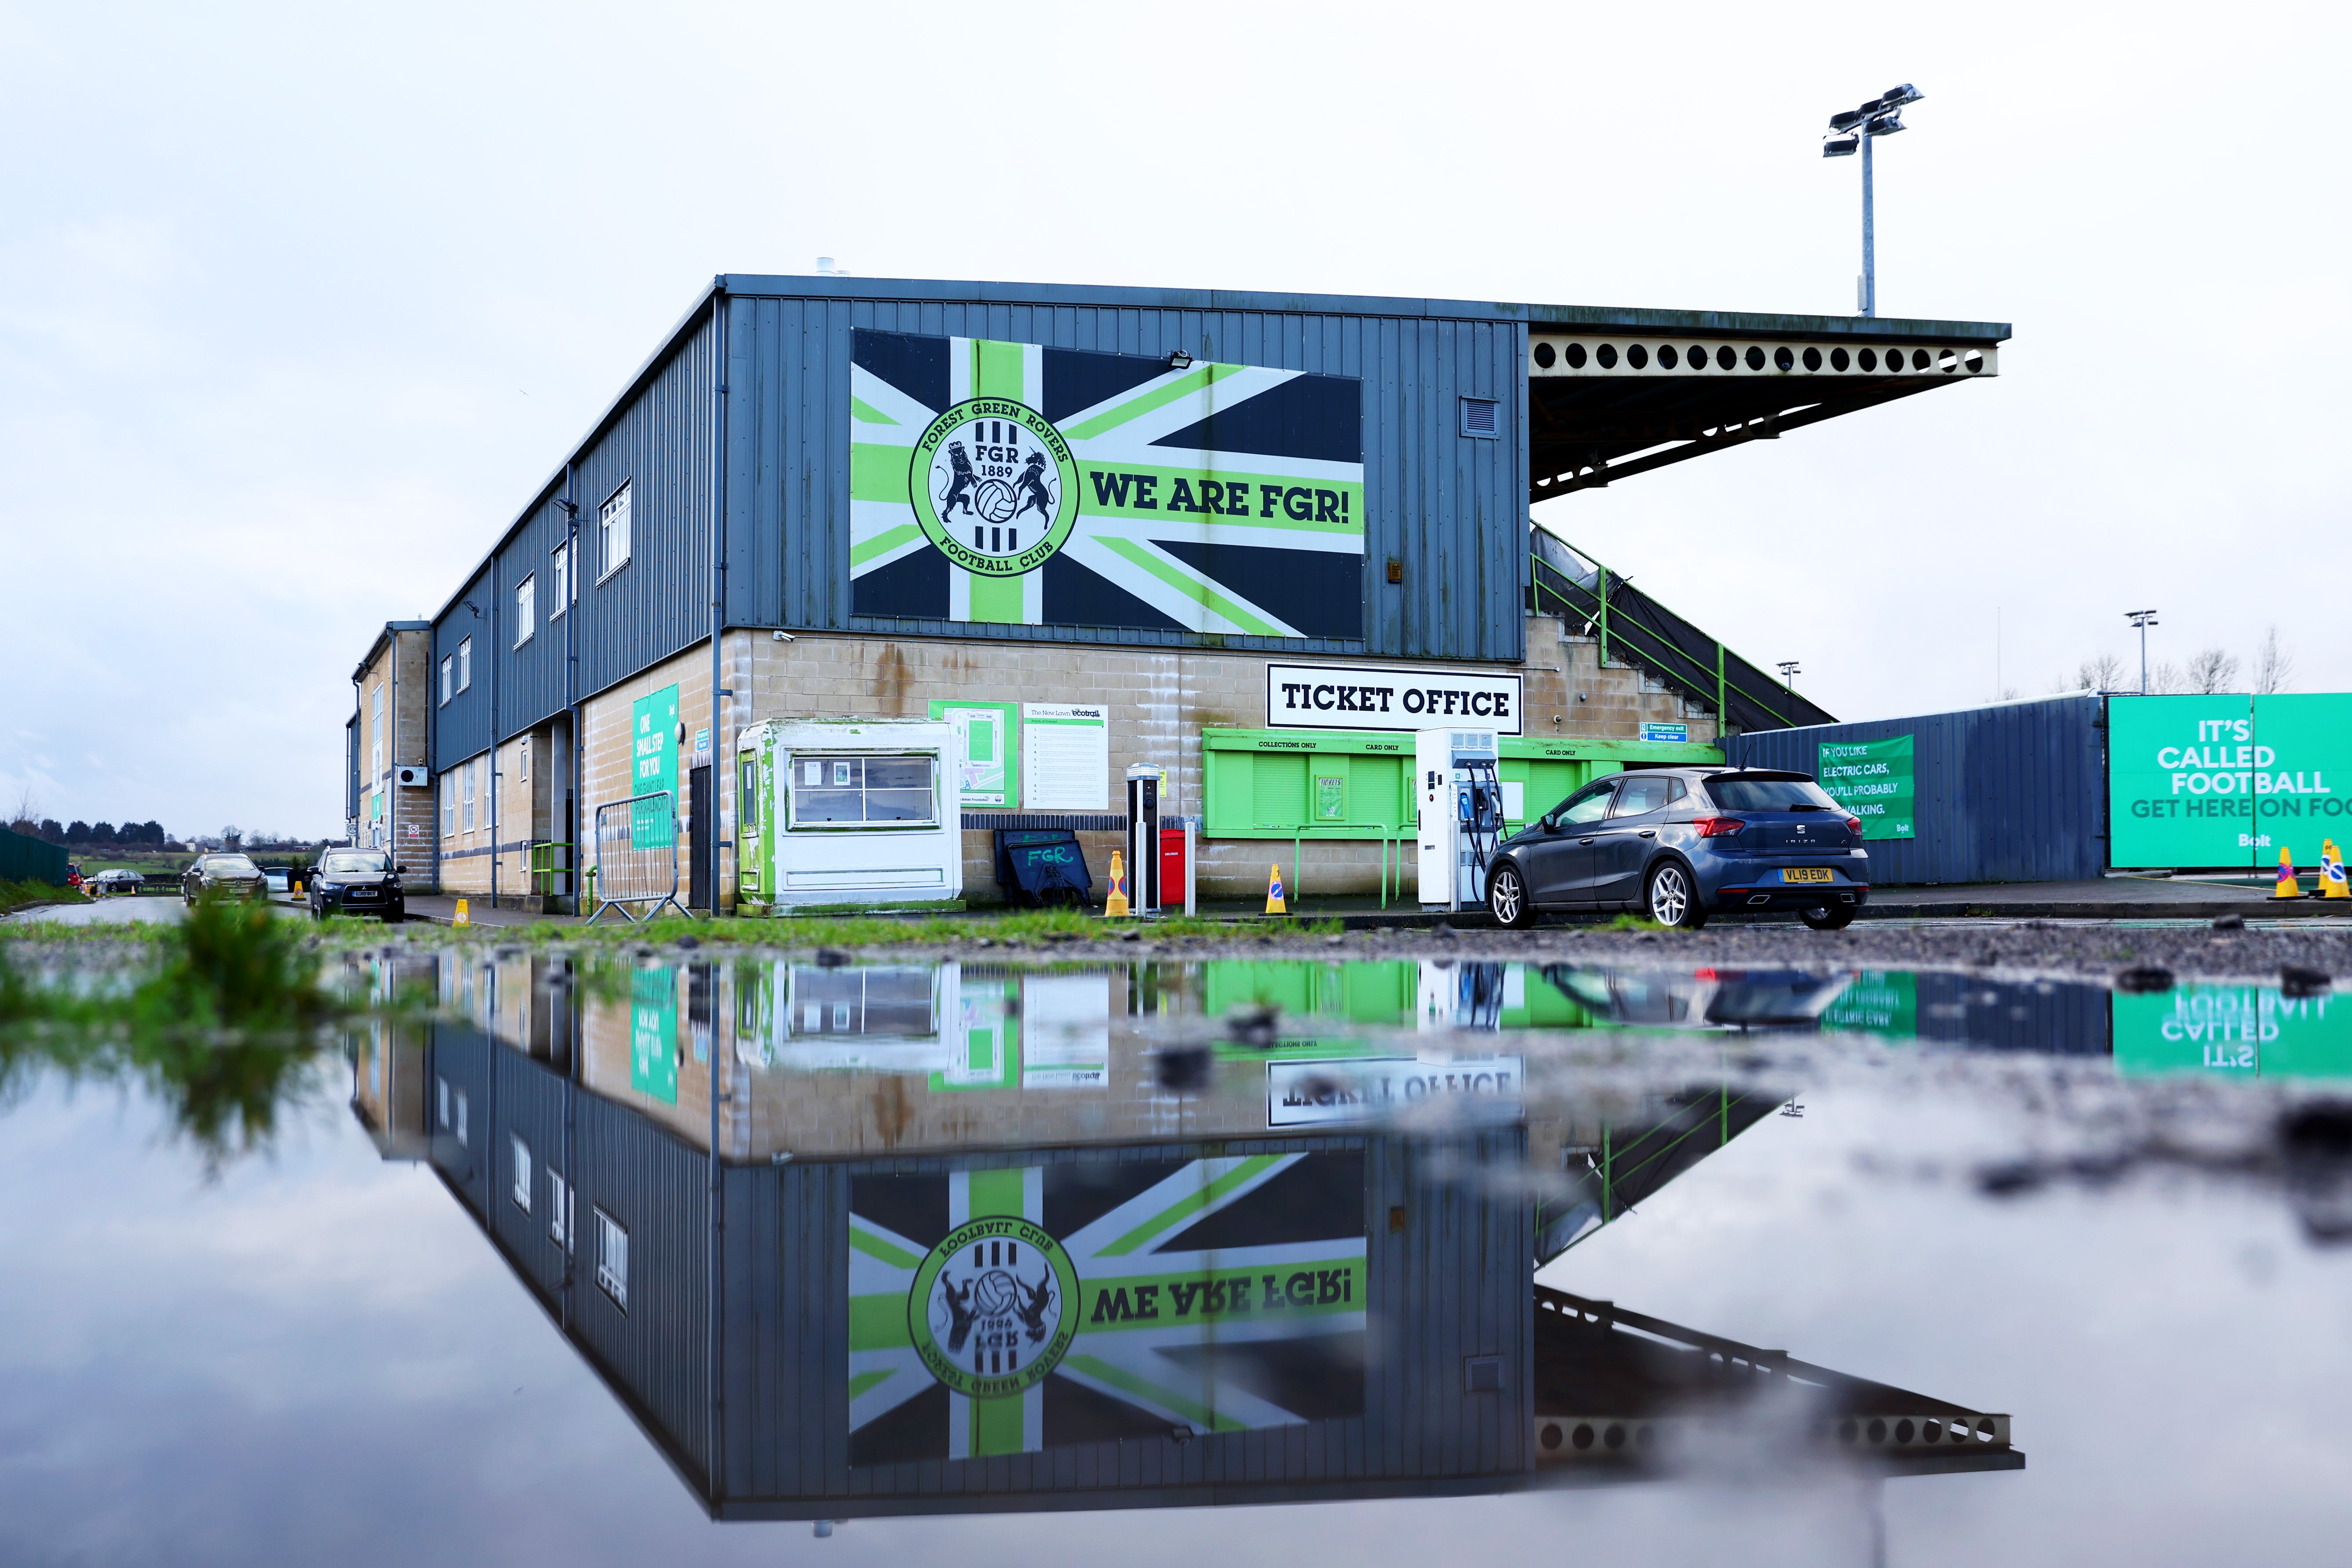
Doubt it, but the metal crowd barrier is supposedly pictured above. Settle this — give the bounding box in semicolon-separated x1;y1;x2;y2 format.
586;791;686;924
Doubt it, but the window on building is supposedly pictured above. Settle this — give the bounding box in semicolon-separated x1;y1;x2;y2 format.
371;685;385;780
550;540;571;618
519;738;529;784
462;764;476;832
599;482;632;580
454;1089;468;1147
594;1208;628;1309
458;637;473;692
511;1135;532;1211
786;754;939;830
436;1076;449;1130
441;774;455;838
440;655;452;705
548;1170;573;1251
514;574;535;648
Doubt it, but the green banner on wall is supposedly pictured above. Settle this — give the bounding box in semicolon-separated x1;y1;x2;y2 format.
2109;695;2352;869
630;683;679;848
630;966;678;1105
1816;735;1914;839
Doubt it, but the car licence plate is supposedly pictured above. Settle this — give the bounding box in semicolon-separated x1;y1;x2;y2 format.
1781;867;1834;884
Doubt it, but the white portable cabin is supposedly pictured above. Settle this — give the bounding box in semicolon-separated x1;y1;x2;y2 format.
735;718;964;913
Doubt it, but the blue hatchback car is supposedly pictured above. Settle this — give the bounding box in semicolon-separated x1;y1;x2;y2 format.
1484;768;1870;930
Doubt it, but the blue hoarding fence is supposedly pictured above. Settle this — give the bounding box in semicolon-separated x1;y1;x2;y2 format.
1724;693;2107;886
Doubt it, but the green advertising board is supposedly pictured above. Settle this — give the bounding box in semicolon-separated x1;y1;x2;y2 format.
2109;695;2352;869
1820;970;1918;1037
630;683;680;848
930;700;1020;810
2114;985;2352;1080
1816;735;1914;839
630;966;679;1104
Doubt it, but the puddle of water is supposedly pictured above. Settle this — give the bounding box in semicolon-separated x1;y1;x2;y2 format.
4;949;2351;1564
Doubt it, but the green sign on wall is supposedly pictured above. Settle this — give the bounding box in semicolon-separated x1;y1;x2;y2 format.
1816;735;1914;839
630;683;680;848
2109;695;2352;869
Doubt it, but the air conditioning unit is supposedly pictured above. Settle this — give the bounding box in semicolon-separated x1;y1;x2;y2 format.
395;766;430;788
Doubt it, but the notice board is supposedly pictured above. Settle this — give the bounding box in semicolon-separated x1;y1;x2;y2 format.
1021;704;1109;811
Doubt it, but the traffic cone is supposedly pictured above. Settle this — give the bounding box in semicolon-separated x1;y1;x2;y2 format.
2274;846;2302;899
1104;851;1131;917
1263;862;1287;915
2325;841;2350;900
455;897;471;926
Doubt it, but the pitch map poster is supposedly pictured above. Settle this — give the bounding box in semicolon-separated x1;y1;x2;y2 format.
846;1152;1367;1465
850;331;1366;637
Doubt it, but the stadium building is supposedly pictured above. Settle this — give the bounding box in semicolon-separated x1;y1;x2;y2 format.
342;273;2006;911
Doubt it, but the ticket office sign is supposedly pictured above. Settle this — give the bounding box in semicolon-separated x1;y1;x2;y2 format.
1264;663;1524;736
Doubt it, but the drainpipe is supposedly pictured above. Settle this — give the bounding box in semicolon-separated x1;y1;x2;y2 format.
490;554;501;912
708;282;731;917
350;674;363;846
560;470;580;915
704;281;729;1504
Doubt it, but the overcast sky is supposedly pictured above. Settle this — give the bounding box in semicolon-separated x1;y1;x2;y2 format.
4;1;2345;840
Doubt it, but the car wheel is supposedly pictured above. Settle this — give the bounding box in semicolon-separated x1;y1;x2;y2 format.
1645;861;1706;930
1800;904;1854;931
1487;861;1533;929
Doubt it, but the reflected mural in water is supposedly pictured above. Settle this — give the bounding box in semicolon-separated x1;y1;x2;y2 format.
357;950;2043;1521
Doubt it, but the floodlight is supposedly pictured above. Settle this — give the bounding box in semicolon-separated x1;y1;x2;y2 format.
1866;113;1905;135
1881;84;1922;107
1167;350;1193;370
1829;108;1869;133
1823;137;1859;157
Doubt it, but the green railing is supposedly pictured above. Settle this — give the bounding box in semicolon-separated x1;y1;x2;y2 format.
1528;544;1809;733
529;840;573;897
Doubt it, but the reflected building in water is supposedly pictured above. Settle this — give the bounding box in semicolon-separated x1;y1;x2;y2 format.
351;953;2021;1520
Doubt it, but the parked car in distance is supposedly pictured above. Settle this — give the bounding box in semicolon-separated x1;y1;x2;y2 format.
306;849;406;922
262;865;291;895
89;868;146;896
1484;767;1869;932
181;853;270;904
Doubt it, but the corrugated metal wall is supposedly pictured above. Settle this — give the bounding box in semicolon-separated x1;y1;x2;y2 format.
724;284;1526;664
431;312;717;772
1724;694;2109;884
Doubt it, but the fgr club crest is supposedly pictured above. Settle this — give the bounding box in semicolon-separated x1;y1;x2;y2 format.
908;1218;1080;1398
909;399;1081;578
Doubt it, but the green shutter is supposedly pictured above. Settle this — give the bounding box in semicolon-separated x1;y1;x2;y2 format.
1251;754;1307;829
1349;755;1404;830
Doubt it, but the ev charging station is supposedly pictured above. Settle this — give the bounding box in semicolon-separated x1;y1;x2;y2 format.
1415;727;1503;913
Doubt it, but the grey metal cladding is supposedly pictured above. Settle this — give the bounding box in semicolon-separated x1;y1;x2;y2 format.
486;489;574;749
574;313;718;700
723;289;1526;664
431;563;496;773
1723;692;2109;883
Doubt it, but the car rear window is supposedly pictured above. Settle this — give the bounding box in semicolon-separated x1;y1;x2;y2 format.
1705;777;1841;812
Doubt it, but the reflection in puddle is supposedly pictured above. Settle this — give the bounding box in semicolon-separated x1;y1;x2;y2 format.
336;951;2145;1522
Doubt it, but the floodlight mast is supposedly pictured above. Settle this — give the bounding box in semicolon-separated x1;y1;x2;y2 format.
1822;84;1922;318
2126;609;2159;695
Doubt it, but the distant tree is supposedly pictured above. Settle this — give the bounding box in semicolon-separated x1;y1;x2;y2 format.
2074;652;2127;692
2147;661;2185;695
221;825;242;848
66;819;91;843
38;819;64;842
9;786;40;832
2252;627;2295;695
91;822;117;846
141;820;165;844
2185;647;2240;694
